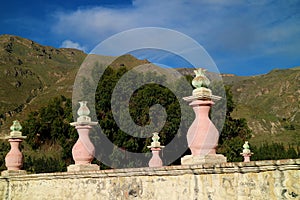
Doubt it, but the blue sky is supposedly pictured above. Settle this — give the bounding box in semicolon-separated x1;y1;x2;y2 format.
1;0;299;75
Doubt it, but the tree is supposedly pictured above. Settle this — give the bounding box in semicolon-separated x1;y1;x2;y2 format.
251;143;300;161
21;96;77;172
216;86;252;162
94;67;184;167
0;141;10;171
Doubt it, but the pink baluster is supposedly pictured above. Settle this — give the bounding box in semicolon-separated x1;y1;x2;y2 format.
187;100;218;156
147;132;164;167
72;125;95;165
149;148;163;167
1;120;27;176
5;139;24;170
181;68;226;165
240;141;253;162
67;101;99;172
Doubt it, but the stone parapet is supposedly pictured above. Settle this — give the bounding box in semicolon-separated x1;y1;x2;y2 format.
0;159;299;200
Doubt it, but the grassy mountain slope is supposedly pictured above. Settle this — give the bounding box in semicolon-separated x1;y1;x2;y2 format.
0;35;299;147
0;34;87;134
224;68;300;146
0;35;148;135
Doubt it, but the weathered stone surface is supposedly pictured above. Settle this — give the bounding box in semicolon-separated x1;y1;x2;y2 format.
1;170;26;177
67;164;99;172
0;179;8;200
181;154;227;165
0;159;299;200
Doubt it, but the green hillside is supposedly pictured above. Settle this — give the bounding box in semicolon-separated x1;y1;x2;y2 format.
224;68;300;146
0;35;154;135
0;34;86;134
0;34;299;148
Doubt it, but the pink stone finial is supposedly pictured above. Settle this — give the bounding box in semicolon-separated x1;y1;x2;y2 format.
240;141;253;162
67;101;99;172
181;69;227;165
147;132;164;167
2;120;27;176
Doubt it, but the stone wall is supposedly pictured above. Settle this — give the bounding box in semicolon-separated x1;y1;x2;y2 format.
0;159;299;200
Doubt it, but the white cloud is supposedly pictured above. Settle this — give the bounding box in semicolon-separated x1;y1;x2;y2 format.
51;0;300;73
60;40;86;52
52;0;209;46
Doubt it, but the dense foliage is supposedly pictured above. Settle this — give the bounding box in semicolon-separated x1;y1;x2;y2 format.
94;67;191;167
216;87;252;162
0;141;10;171
21;96;76;172
252;143;299;160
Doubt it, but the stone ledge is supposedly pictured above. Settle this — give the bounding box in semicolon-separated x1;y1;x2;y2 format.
1;159;299;181
181;154;227;165
1;170;26;177
67;164;99;172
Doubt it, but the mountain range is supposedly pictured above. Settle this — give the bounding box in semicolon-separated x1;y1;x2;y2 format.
0;34;299;147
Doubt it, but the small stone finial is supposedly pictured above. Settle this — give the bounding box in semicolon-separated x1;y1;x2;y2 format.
147;132;164;167
191;68;212;98
242;141;250;154
10;120;22;132
240;141;253;162
182;68;222;102
70;101;98;126
6;120;26;139
192;68;210;89
77;101;90;116
147;132;164;148
77;101;91;123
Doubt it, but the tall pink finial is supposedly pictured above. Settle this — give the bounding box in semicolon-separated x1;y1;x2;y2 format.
67;101;99;172
181;68;226;165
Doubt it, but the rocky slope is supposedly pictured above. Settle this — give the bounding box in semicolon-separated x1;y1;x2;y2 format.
0;34;299;146
0;35;151;134
226;68;300;145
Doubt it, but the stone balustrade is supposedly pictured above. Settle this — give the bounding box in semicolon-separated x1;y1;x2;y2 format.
0;159;299;200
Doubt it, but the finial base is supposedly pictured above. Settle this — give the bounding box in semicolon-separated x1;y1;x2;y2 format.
67;164;99;172
1;170;27;177
70;121;98;126
192;87;212;97
181;154;227;165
